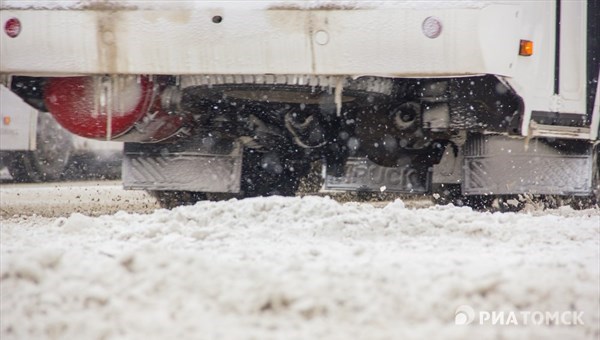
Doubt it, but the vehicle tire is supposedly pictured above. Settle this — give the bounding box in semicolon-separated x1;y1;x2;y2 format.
6;112;74;182
149;191;207;209
238;149;310;197
206;149;310;200
150;149;310;208
432;184;495;210
492;196;525;212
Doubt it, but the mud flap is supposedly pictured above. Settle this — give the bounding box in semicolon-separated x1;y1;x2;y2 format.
323;157;428;194
122;141;242;192
463;135;594;195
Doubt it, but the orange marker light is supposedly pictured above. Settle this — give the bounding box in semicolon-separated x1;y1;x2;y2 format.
519;40;533;56
2;116;10;126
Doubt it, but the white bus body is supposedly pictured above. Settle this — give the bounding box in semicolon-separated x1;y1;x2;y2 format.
0;0;597;206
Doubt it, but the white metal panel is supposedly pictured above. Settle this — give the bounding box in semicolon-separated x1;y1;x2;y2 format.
307;6;520;76
0;10;100;76
508;1;555;136
590;70;600;140
509;1;588;135
558;0;586;113
1;4;519;77
0;1;493;11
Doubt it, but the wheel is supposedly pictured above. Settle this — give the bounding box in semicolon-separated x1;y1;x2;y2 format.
149;149;310;208
207;149;310;200
6;112;74;182
149;191;207;209
239;149;309;198
491;196;525;212
432;184;495;210
203;149;310;201
568;196;597;210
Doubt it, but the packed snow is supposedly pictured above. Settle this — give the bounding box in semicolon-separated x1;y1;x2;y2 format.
1;196;598;339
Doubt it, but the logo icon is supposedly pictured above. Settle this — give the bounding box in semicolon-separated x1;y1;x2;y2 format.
455;305;475;325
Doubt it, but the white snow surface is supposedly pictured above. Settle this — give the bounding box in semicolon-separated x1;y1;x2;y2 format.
1;196;599;339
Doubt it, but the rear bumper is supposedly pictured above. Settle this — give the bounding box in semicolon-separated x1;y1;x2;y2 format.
1;2;520;77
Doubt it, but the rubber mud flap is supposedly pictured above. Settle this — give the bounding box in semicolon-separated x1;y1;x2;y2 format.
324;157;428;194
123;143;242;193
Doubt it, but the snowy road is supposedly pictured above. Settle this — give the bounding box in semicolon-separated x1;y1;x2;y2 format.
0;180;160;218
1;184;599;339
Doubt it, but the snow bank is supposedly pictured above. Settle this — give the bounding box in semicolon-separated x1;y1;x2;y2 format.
1;196;598;339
